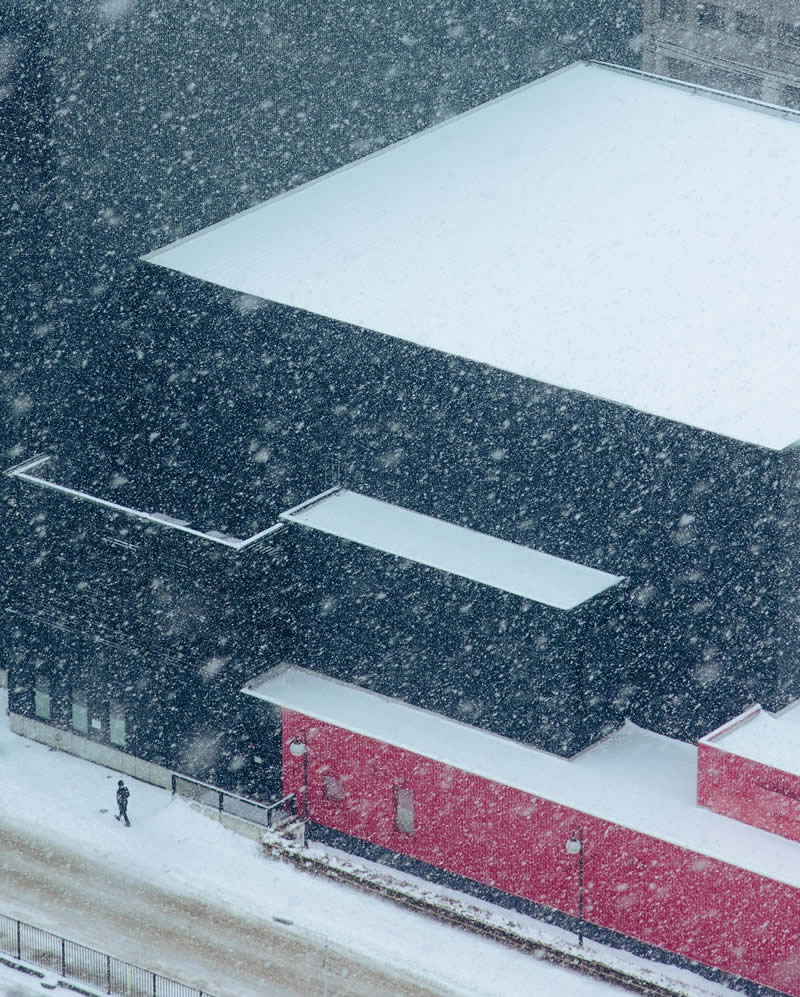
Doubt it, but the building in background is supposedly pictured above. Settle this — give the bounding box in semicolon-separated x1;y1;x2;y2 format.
642;0;800;107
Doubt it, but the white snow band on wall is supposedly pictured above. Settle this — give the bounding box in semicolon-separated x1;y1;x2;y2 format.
279;489;623;609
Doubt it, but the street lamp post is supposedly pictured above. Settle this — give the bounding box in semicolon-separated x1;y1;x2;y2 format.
288;735;309;821
566;828;584;946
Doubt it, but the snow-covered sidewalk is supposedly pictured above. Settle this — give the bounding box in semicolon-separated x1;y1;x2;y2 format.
0;690;729;996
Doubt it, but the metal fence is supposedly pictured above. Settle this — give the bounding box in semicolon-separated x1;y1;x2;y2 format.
0;912;214;997
171;773;295;830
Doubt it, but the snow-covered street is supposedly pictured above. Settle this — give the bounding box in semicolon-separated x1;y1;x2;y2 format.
0;689;649;996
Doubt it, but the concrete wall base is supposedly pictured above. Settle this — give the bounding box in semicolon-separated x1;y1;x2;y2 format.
7;713;173;790
186;801;266;842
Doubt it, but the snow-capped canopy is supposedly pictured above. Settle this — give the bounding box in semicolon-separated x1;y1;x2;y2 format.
280;488;622;608
145;63;800;450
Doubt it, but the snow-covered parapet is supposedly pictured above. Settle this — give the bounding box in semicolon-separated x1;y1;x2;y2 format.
280;488;623;608
698;702;800;842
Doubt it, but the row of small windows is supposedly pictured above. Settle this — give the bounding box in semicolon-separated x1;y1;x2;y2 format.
321;771;415;834
665;56;763;98
659;0;800;44
662;54;800;107
34;675;127;748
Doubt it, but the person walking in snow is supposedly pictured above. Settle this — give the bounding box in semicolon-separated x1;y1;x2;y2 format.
115;779;131;826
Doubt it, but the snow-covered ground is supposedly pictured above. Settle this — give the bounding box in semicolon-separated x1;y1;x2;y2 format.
0;960;54;997
0;690;731;996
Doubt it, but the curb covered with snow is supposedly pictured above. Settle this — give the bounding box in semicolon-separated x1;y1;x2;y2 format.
261;826;729;997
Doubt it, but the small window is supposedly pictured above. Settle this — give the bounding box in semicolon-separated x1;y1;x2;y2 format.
696;2;724;29
735;10;763;36
71;687;88;734
109;703;127;748
395;786;414;834
660;0;686;22
782;85;800;110
323;775;345;801
34;675;51;721
778;21;800;48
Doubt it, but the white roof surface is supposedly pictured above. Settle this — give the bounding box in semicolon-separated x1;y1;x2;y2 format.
146;63;800;450
703;702;800;777
245;666;800;888
280;488;622;608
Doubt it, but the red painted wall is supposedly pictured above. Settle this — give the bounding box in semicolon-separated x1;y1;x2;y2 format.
698;740;800;844
283;710;800;996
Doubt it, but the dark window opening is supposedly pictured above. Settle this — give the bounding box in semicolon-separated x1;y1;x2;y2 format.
778;21;800;48
395;786;415;834
782;85;800;110
696;2;725;29
72;687;88;734
323;775;345;801
34;674;50;721
109;702;127;748
660;0;687;22
735;10;764;36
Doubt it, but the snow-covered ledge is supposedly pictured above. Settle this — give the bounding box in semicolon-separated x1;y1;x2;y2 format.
698;702;800;842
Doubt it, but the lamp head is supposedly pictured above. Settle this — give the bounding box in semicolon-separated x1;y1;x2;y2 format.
566;834;582;855
289;737;308;757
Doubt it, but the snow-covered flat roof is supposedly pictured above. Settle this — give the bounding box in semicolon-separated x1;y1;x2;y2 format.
280;488;622;609
245;666;800;888
702;702;800;777
146;63;800;450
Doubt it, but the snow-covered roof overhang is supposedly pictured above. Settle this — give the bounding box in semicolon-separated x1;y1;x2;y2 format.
280;488;623;609
243;665;800;887
145;62;800;451
701;702;800;777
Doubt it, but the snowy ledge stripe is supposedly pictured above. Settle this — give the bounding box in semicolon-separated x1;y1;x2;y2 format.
280;488;623;608
4;456;285;551
6;459;622;606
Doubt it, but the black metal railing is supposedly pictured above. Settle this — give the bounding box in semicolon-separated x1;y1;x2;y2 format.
171;773;295;830
0;911;214;997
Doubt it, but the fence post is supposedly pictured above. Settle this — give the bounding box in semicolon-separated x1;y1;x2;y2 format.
171;773;176;795
218;792;224;814
61;936;65;976
107;953;111;994
16;919;20;959
152;970;157;997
